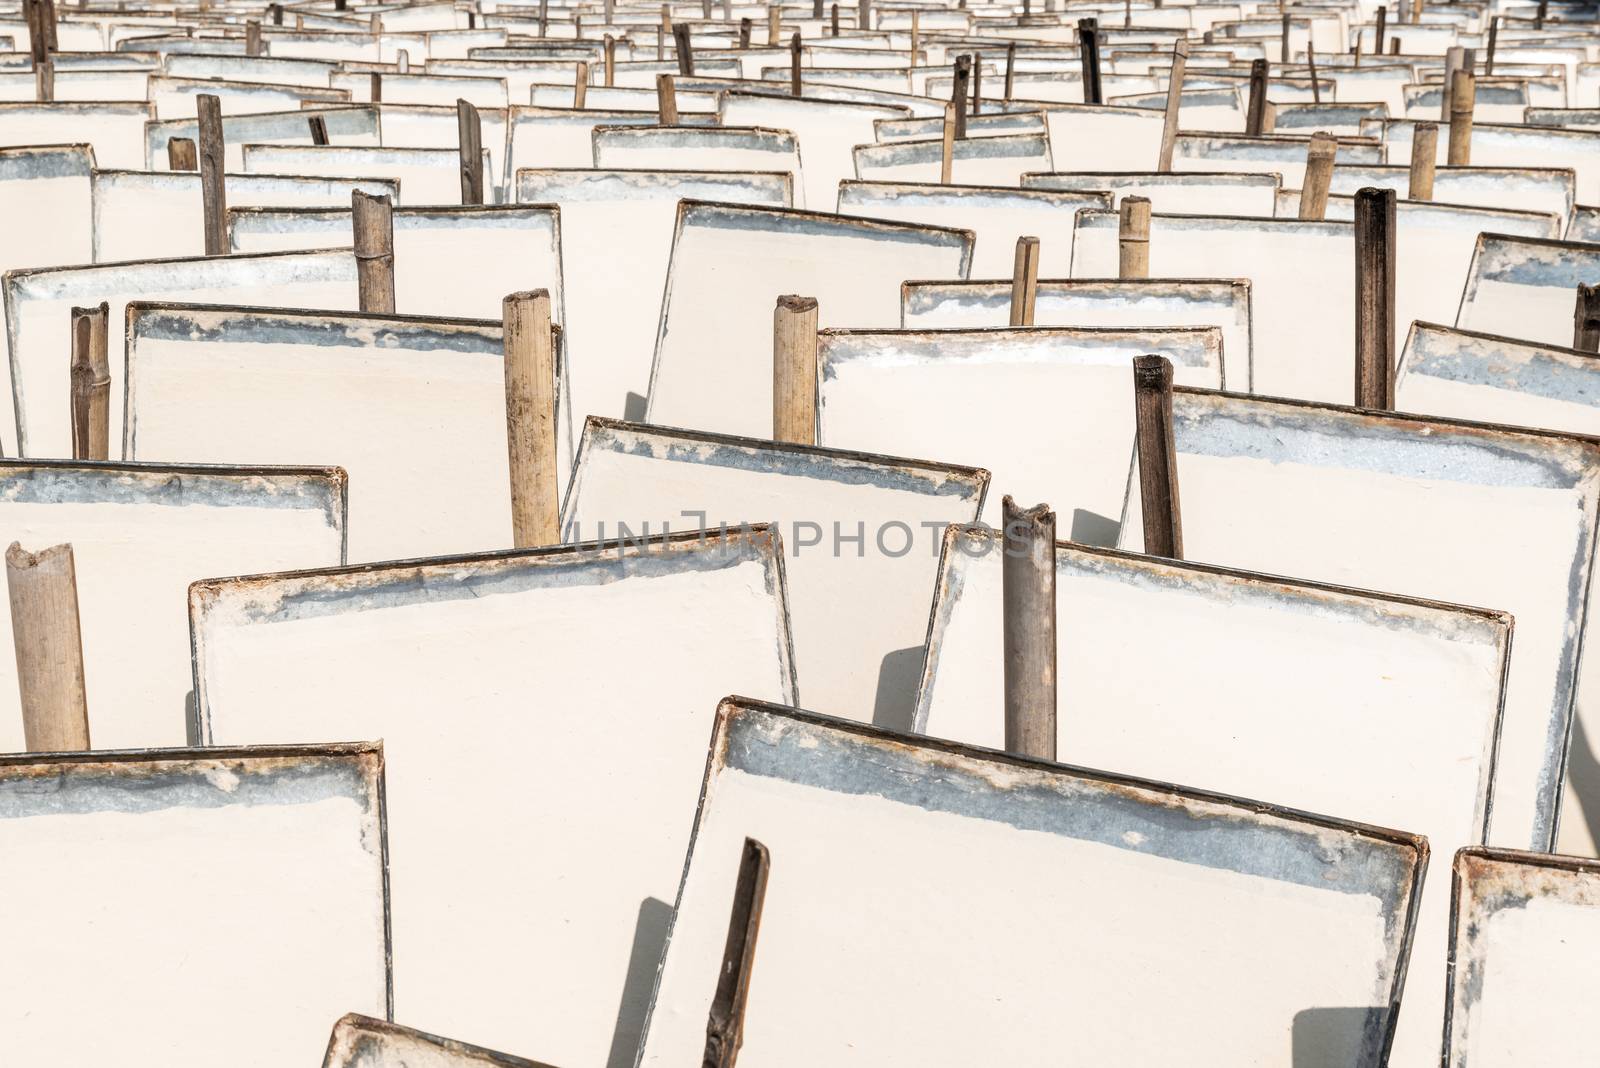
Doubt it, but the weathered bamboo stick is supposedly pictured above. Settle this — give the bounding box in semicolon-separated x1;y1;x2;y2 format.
1001;496;1057;761
1354;186;1396;410
1298;132;1337;220
951;54;970;139
1409;122;1437;199
574;62;589;108
1119;196;1151;279
1009;237;1040;326
503;290;561;548
1448;69;1475;165
197;94;227;255
167;136;197;171
1245;57;1268;135
940;102;955;183
772;295;819;445
352;190;396;315
658;73;679;124
1132;355;1183;558
1575;284;1600;352
604;35;616;85
766;4;780;45
457;99;484;205
790;31;801;96
1157;38;1188;171
702;837;770;1068
7;542;90;753
69;302;109;462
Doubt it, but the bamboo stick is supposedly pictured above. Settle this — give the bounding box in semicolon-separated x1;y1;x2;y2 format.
352;190;396;314
197;94;227;255
1448;69;1474;165
7;542;90;752
69;302;109;462
1157;38;1187;171
574;62;588;108
1354;186;1396;410
940;102;955;183
503;290;561;548
457;99;484;205
1132;355;1183;558
772;295;819;445
1119;196;1151;279
604;35;616;86
1298;132;1336;220
1001;496;1056;761
1408;122;1437;199
1009;236;1040;326
790;32;802;96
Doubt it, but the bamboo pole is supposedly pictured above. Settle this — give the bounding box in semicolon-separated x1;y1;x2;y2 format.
574;62;588;108
1245;57;1268;135
1575;284;1600;352
772;295;818;445
1408;122;1437;199
1001;496;1056;761
1156;40;1188;171
790;31;802;96
1118;196;1151;279
767;3;780;45
910;11;918;67
1077;17;1101;104
1132;355;1183;558
503;290;561;549
197;94;227;255
1009;237;1040;326
69;302;109;462
352;190;396;314
1441;44;1464;120
1448;69;1474;165
702;837;770;1068
1298;132;1337;220
604;35;616;86
951;54;970;139
940;102;955;183
457;99;484;205
673;23;694;75
7;542;90;752
1354;186;1396;410
658;73;678;124
167;136;196;171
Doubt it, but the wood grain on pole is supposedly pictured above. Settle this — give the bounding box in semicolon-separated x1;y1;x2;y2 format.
772;295;818;445
7;542;90;752
457;98;484;205
702;837;770;1068
939;102;955;183
951;54;970;139
503;290;561;549
1132;355;1183;558
1118;196;1151;279
1001;496;1056;762
1448;69;1474;165
1298;132;1336;220
604;35;616;85
673;22;694;75
1009;236;1040;326
308;114;329;145
1004;41;1016;100
1574;284;1600;352
1408;122;1437;199
1245;57;1268;135
1157;38;1187;171
657;72;678;124
766;4;779;45
196;93;227;256
574;61;588;108
790;32;802;96
352;190;396;314
167;136;197;171
69;302;109;462
1354;186;1396;410
1077;18;1101;104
